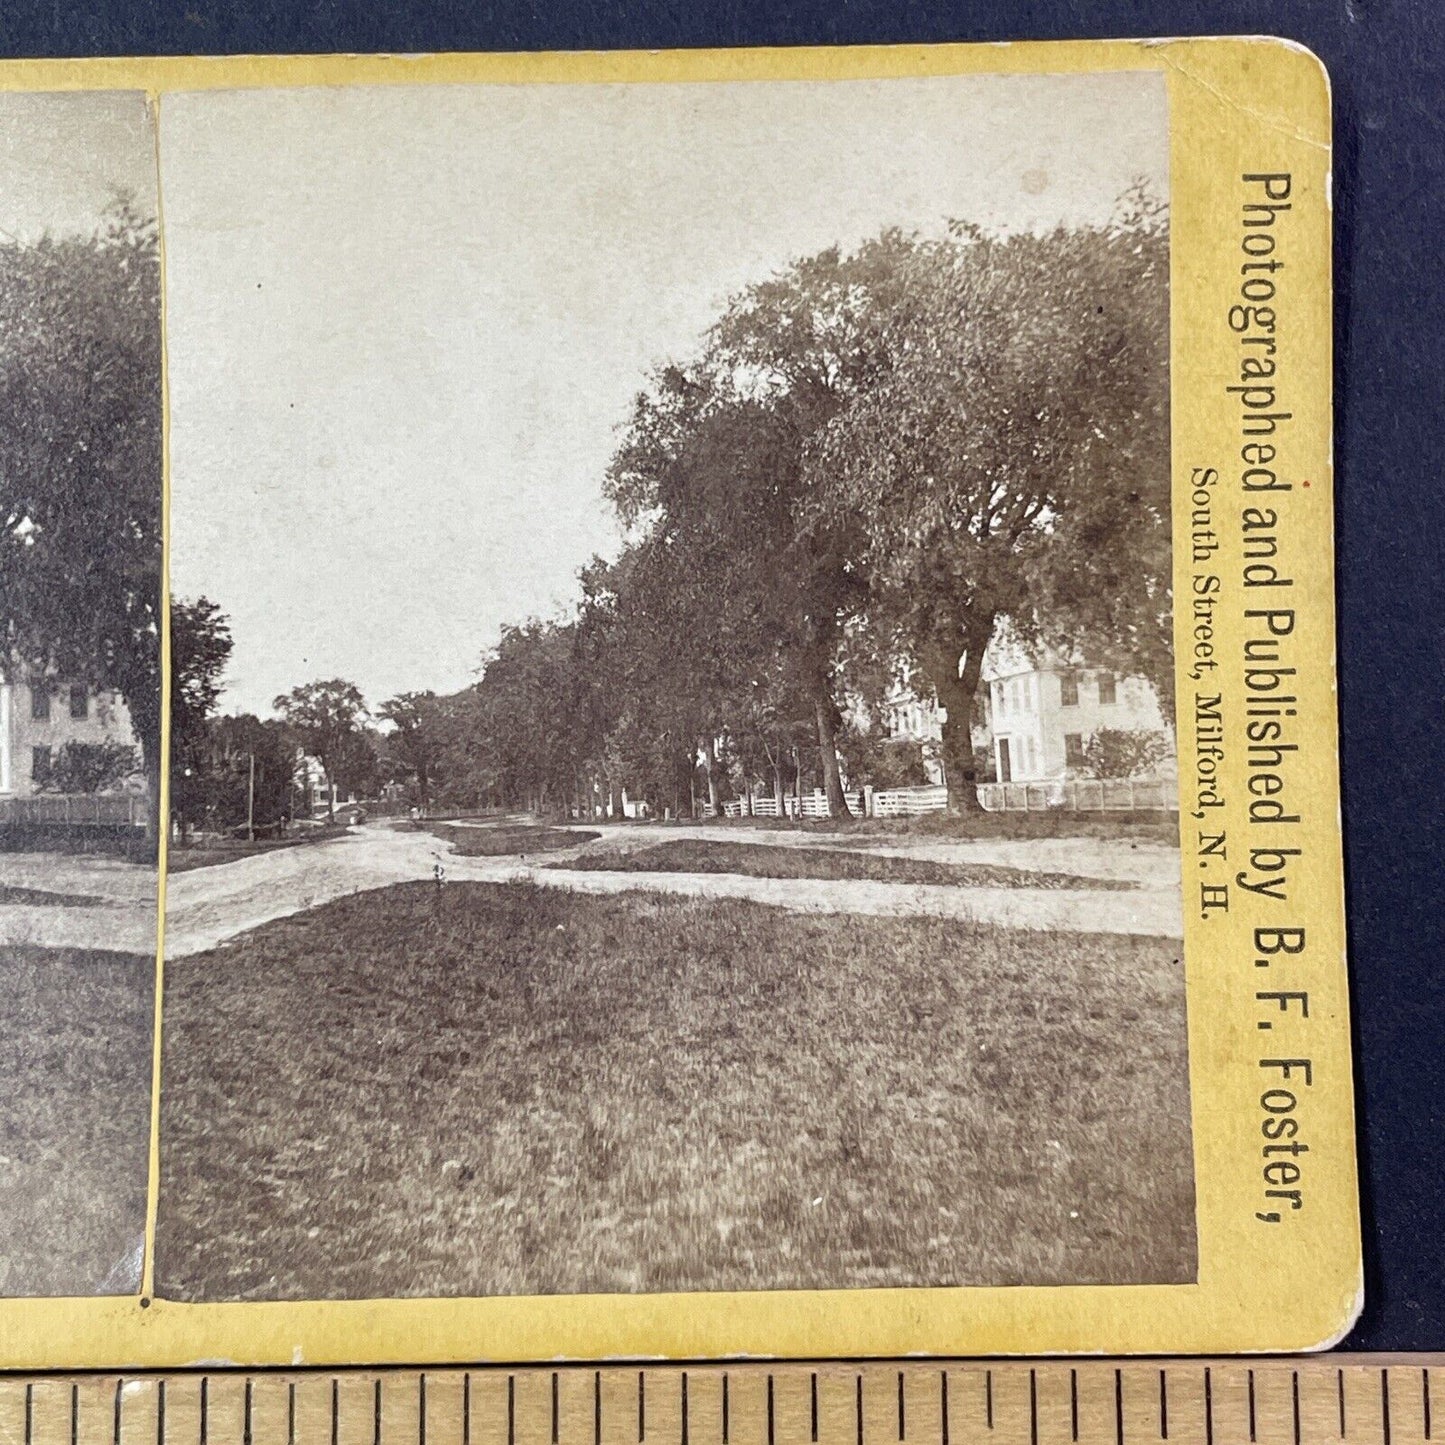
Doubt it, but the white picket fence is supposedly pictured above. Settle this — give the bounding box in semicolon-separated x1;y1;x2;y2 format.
718;791;864;820
716;778;1175;820
872;784;950;818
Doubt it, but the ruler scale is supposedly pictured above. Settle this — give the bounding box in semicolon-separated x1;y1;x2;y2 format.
0;1360;1438;1445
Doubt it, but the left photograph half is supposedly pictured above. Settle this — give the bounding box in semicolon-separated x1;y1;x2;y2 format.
0;91;162;1296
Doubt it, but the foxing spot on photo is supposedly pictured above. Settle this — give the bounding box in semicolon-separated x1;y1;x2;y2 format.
0;90;162;1297
155;71;1194;1301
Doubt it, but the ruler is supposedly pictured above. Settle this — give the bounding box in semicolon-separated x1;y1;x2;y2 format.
0;1359;1438;1445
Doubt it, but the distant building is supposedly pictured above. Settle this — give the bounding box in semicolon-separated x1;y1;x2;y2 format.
0;674;142;798
986;654;1172;783
294;750;362;817
881;682;992;785
883;631;1174;785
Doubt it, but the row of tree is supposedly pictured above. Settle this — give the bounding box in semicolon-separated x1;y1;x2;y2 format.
177;189;1172;824
459;193;1170;817
171;601;383;833
172;598;454;832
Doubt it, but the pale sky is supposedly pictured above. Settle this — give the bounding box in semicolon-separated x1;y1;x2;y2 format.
160;71;1167;717
0;90;156;239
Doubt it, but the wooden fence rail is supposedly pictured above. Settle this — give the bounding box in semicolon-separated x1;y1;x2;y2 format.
0;793;148;829
716;778;1176;820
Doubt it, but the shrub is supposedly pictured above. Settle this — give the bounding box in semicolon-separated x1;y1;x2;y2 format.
39;740;139;794
1082;727;1172;779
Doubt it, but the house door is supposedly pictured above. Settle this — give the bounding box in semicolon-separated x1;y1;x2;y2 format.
997;738;1012;783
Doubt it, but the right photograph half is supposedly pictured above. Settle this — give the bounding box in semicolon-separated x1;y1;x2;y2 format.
154;68;1190;1303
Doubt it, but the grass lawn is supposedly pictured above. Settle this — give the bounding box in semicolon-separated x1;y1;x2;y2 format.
551;839;1131;890
0;829;154;863
0;885;107;907
711;812;1179;846
157;881;1195;1302
424;822;600;857
166;828;347;874
0;946;153;1295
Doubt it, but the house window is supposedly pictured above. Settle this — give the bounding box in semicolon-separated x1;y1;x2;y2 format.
1065;733;1085;767
1097;671;1117;705
31;745;51;783
69;684;88;720
30;688;49;721
1060;673;1079;707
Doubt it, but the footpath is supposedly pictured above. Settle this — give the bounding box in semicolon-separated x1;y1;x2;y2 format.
160;821;1184;957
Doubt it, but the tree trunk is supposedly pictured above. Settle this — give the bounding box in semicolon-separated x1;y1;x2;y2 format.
703;734;722;816
772;761;785;814
144;746;162;861
812;687;852;820
925;626;992;814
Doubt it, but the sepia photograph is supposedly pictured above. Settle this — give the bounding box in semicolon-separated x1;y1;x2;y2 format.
0;91;162;1296
155;71;1193;1302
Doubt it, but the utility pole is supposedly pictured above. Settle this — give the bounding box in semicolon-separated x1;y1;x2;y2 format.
247;751;255;843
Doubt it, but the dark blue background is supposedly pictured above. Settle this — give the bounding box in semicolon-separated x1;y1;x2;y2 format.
2;0;1439;1355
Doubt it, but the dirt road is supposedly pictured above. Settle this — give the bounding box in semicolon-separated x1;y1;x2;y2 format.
163;820;1183;955
450;818;1181;887
0;851;157;953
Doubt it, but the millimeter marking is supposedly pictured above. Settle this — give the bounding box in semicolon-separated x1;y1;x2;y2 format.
4;1357;1442;1445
